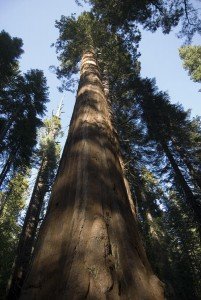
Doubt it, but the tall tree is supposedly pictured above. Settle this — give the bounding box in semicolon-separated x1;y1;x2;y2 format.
0;31;49;190
0;69;49;190
7;114;61;299
179;45;201;84
169;115;201;192
0;174;28;298
0;30;23;152
123;78;201;231
0;30;23;89
162;188;201;299
106;67;201;298
19;14;164;298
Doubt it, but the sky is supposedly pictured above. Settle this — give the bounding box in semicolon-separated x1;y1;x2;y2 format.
0;0;86;141
139;28;201;116
0;0;200;146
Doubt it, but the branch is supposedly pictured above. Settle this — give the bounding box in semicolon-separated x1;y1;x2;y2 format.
183;0;198;26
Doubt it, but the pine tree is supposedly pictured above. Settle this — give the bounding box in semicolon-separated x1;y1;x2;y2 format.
0;30;23;89
0;174;28;298
7;114;61;299
163;188;201;299
136;79;201;231
0;30;23;155
0;69;49;189
0;31;49;191
179;45;201;84
103;63;201;298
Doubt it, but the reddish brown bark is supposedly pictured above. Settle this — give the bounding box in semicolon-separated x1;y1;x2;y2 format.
20;52;164;299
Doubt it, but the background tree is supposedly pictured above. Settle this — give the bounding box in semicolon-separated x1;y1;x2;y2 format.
110;77;201;298
138;79;201;228
100;37;201;296
0;174;28;298
179;45;201;84
7;113;62;299
0;30;23;152
0;30;23;89
0;43;49;190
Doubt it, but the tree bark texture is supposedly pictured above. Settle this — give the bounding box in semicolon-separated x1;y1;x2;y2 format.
7;158;48;299
20;52;164;300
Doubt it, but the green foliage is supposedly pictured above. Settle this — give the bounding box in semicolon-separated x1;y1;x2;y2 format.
55;12;140;91
179;45;201;83
127;166;201;299
39;115;62;190
0;30;23;88
33;115;62;224
83;0;201;42
0;31;49;189
135;78;189;143
0;174;28;297
4;70;49;160
163;190;201;299
106;57;201;298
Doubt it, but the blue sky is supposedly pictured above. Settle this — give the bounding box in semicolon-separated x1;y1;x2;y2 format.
0;0;200;143
139;29;201;116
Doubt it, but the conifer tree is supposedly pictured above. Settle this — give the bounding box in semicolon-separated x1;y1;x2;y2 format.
83;0;201;42
7;113;61;299
103;58;201;298
136;79;201;230
179;45;201;84
0;30;23;89
19;13;164;299
0;174;28;298
112;83;201;298
0;67;49;189
0;31;49;191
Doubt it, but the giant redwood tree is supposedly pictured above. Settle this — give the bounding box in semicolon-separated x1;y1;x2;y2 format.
20;13;164;299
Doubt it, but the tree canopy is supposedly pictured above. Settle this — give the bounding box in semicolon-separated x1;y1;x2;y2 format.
81;0;201;42
179;45;201;83
0;31;49;190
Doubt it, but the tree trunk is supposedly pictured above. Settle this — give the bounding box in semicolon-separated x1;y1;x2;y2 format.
20;51;164;300
7;158;48;299
0;154;14;188
131;170;177;299
173;142;201;191
161;141;201;227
